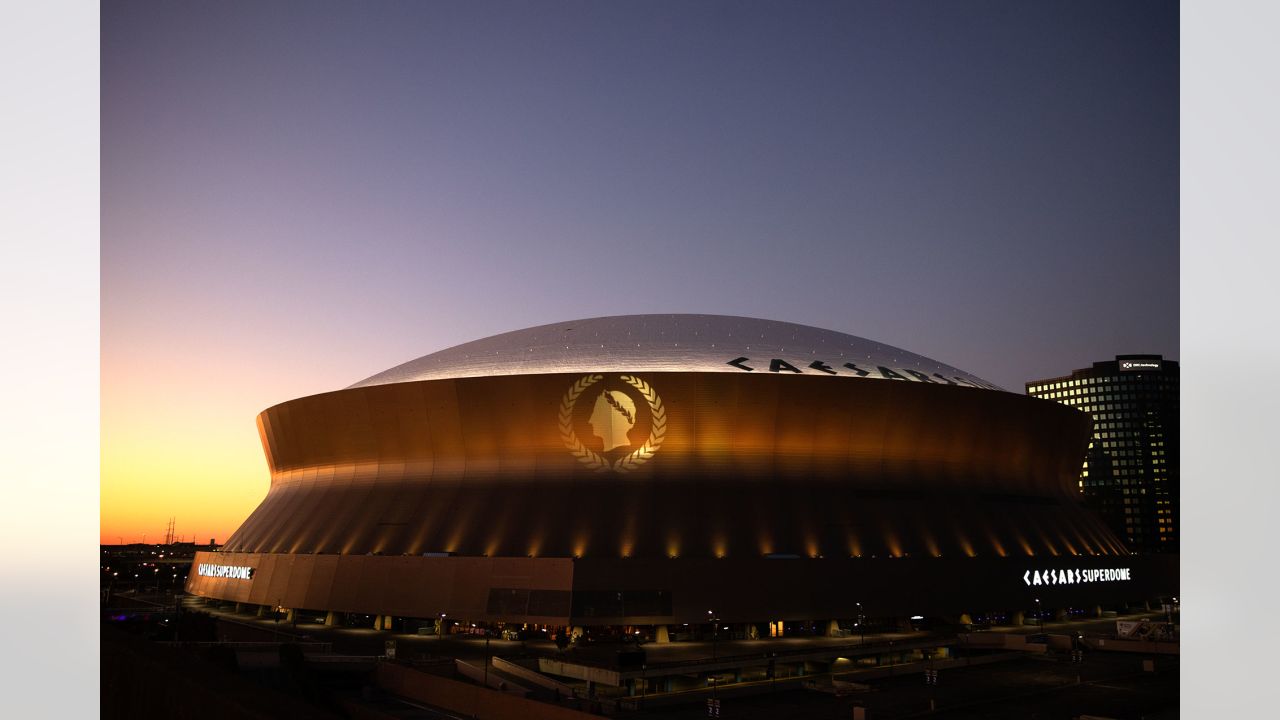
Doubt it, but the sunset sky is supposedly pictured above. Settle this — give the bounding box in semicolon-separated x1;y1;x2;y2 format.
101;0;1178;544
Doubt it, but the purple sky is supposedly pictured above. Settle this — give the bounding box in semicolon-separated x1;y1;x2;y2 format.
104;0;1177;400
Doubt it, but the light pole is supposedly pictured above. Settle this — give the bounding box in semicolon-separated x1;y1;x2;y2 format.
857;602;865;646
1035;598;1042;632
927;645;937;711
708;610;719;660
708;610;719;699
640;663;646;708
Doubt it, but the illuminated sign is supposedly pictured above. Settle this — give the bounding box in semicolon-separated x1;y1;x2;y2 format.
725;357;1001;390
1023;568;1130;586
197;563;255;580
560;374;665;473
1119;359;1162;372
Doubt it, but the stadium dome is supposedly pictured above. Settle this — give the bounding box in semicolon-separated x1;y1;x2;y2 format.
188;314;1173;633
350;314;1003;391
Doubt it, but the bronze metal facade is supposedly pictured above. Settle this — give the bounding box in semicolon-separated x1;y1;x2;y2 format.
187;369;1177;624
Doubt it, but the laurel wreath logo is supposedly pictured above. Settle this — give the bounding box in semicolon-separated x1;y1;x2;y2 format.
558;374;666;473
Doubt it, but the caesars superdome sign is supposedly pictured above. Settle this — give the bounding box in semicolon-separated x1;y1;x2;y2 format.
725;355;998;388
560;374;666;473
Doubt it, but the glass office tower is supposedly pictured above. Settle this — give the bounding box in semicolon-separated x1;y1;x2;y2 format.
1027;355;1179;554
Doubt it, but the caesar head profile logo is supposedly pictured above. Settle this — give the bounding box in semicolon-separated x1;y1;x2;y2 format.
590;390;637;452
560;374;665;473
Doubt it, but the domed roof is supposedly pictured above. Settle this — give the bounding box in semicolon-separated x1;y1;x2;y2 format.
348;314;1004;391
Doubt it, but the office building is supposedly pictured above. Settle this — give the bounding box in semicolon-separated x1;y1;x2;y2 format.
1026;356;1178;553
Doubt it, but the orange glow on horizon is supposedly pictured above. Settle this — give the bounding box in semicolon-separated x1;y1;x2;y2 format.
99;328;342;545
100;413;270;544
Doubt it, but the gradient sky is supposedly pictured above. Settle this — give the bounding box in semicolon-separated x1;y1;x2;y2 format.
102;0;1178;544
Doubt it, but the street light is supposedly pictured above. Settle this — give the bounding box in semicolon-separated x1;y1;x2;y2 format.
708;610;718;660
707;610;720;699
857;602;865;646
1035;598;1042;631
